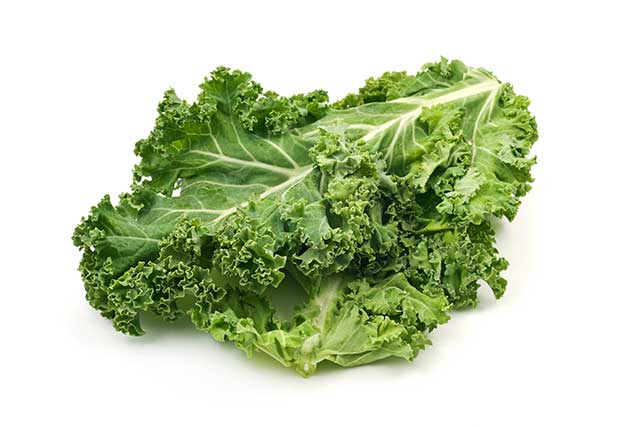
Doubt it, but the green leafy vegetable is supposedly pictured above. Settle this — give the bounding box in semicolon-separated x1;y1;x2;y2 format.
73;58;537;376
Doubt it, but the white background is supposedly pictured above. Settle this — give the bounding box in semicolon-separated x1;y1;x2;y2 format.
2;1;638;425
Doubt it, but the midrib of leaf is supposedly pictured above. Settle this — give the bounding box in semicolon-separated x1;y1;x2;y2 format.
297;276;343;372
362;79;502;142
313;277;341;332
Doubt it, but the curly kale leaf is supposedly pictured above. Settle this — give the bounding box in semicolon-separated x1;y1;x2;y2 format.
73;58;536;375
